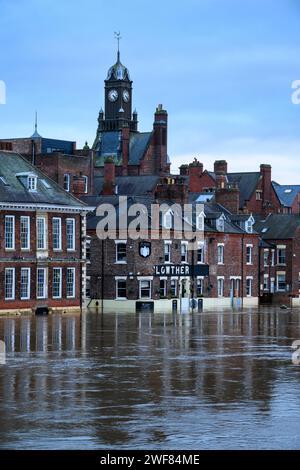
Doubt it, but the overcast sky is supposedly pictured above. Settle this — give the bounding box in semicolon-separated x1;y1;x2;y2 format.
1;0;300;182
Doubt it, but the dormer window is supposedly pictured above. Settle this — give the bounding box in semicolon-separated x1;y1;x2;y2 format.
163;210;173;229
216;216;225;232
196;212;205;231
27;176;37;191
245;215;254;233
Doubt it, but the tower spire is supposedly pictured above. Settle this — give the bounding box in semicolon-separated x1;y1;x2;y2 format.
31;110;42;139
114;31;121;61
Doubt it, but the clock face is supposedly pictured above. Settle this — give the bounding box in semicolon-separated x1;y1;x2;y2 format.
123;90;130;102
108;89;118;102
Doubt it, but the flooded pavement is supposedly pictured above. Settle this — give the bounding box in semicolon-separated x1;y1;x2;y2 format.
0;307;300;450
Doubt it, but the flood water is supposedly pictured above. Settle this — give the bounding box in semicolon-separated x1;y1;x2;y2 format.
0;308;300;449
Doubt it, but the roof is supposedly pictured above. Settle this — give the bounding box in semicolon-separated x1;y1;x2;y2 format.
227;172;260;208
0;151;90;209
94;131;152;166
254;214;300;239
272;182;300;207
93;175;160;196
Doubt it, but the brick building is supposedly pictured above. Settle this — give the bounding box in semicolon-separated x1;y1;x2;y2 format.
255;214;300;306
0;150;94;314
83;184;259;313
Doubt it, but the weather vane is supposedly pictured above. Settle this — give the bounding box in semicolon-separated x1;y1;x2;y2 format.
114;31;122;55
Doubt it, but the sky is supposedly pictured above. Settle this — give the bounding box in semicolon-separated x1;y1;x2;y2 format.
1;0;300;182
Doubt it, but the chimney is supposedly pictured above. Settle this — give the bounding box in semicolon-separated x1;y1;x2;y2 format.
260;164;272;207
153;104;169;175
155;176;188;204
214;160;228;176
73;175;86;196
215;184;240;214
121;125;130;176
179;164;189;176
102;158;116;195
189;159;203;192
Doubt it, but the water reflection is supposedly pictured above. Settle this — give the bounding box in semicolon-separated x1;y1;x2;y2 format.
0;308;300;449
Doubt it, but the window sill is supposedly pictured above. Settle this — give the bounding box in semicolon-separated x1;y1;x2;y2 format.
115;261;127;264
115;298;128;301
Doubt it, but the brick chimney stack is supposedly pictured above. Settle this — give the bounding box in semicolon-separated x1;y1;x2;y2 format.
215;184;240;214
260;164;272;208
189;158;203;192
153;104;169;175
121;125;130;176
214;160;228;189
102;158;116;195
155;176;188;204
73;175;86;196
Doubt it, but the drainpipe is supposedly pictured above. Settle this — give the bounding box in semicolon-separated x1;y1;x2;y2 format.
241;234;244;308
101;239;104;314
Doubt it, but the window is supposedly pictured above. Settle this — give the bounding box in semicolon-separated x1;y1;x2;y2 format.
277;273;286;292
196;213;204;231
53;268;62;299
246;219;253;233
20;216;30;250
139;279;152;299
5;268;15;300
37;268;47;299
37;217;46;250
277;247;286;265
66;268;75;298
64;174;70;192
116;242;127;263
86;240;91;261
83;176;88;193
52;218;62;251
5;215;15;250
271;250;275;266
116;278;127;299
197;278;203;296
197;243;204;263
217;278;224;297
66;218;75;251
264;249;269;266
263;274;269;291
163;210;172;229
217;244;224;264
159;279;167;297
246;277;252;297
28;175;37;191
256;190;262;200
181;242;188;263
170;279;177;297
20;268;30;300
246;245;253;264
216;217;225;232
164;241;171;263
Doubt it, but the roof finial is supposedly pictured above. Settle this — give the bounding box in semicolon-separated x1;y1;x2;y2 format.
31;110;42;139
114;31;121;61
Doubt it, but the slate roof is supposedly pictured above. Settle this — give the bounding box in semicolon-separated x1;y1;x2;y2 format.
95;131;152;167
227;172;260;208
272;182;300;207
93;175;160;196
0;151;89;209
254;214;300;239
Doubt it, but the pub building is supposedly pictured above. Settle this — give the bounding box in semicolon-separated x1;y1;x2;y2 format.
85;193;259;313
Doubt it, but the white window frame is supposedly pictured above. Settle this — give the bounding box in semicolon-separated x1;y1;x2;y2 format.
37;268;47;299
245;219;253;233
115;277;127;300
115;240;127;264
263;274;269;291
164;241;171;263
66;218;76;251
52;217;62;251
196;213;205;231
37;216;47;250
20;267;31;300
263;249;269;267
64;174;70;192
159;278;167;297
246;244;253;265
246;277;253;297
277;245;286;265
276;272;286;292
20;216;30;250
170;278;177;297
5;267;15;300
216;217;225;232
163;210;173;229
66;267;76;298
82;175;88;194
181;241;188;264
217;243;224;265
138;278;152;300
52;267;62;299
28;175;37;191
217;277;224;297
196;276;204;296
5;215;15;250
